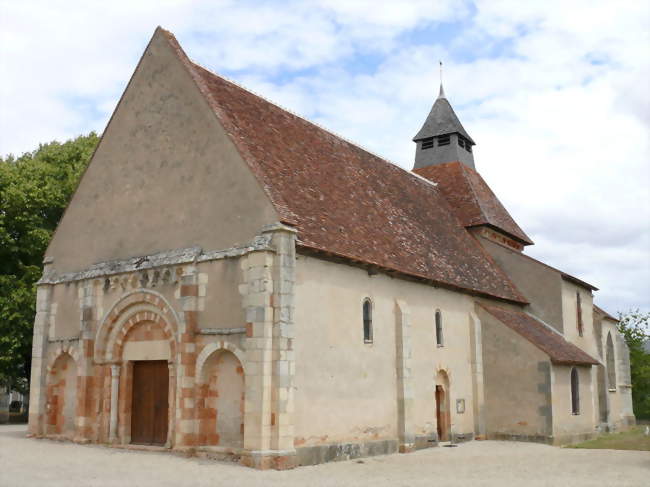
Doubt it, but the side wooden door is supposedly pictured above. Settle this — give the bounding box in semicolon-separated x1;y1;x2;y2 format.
131;360;169;445
435;385;447;442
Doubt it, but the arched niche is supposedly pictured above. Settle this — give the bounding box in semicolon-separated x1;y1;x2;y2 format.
196;344;245;448
46;352;78;438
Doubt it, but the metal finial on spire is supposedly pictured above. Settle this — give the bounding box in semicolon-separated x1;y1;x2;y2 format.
438;60;446;99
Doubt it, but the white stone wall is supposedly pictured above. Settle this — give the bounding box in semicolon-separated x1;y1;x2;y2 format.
292;254;478;447
551;364;596;441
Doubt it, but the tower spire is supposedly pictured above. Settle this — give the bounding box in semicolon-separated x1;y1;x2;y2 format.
412;63;476;170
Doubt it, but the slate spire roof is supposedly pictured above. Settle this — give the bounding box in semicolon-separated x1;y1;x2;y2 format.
158;28;526;304
413;86;475;144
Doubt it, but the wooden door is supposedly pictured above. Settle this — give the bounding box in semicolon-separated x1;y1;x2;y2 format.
435;385;447;441
131;361;169;445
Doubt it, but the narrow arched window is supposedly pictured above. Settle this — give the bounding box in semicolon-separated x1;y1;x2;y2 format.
571;367;580;415
363;298;373;343
576;292;583;336
606;332;616;389
435;310;443;347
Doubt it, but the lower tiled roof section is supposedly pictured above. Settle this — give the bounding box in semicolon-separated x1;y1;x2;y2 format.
160;29;527;304
415;162;533;245
480;304;599;366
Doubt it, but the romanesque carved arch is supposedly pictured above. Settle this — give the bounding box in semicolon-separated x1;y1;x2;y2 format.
196;341;246;383
95;289;180;363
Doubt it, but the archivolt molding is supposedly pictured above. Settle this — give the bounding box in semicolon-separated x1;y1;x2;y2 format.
95;289;180;363
106;305;177;363
195;341;246;384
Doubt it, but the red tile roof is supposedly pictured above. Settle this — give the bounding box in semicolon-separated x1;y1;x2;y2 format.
414;162;533;245
480;304;599;366
162;28;527;304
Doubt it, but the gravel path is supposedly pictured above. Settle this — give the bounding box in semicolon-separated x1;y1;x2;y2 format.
0;425;647;486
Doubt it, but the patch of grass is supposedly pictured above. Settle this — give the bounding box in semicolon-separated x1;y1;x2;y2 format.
568;426;650;451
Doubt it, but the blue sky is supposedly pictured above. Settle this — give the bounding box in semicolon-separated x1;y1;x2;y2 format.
1;0;648;314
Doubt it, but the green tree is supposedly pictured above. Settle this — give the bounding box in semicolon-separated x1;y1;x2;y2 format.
617;310;650;420
0;133;99;392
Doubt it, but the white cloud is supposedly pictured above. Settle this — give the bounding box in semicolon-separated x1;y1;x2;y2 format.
1;0;648;312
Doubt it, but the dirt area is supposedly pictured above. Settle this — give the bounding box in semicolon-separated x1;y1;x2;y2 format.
0;425;647;487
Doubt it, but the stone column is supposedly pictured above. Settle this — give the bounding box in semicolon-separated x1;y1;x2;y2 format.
265;223;297;469
395;299;415;452
109;364;121;443
240;248;275;468
27;279;54;436
167;361;176;448
176;265;198;449
76;279;99;442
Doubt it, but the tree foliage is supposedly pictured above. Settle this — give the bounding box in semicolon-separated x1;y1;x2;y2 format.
617;310;650;420
0;133;99;391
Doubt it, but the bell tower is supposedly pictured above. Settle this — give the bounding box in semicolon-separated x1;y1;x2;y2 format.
413;83;476;170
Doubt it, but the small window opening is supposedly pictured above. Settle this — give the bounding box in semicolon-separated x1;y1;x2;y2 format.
576;292;583;336
466;143;472;153
363;298;373;343
458;137;465;148
437;134;450;146
421;137;434;150
435;310;443;347
571;367;580;414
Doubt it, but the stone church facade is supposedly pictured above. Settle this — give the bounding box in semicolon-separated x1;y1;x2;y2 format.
27;28;634;469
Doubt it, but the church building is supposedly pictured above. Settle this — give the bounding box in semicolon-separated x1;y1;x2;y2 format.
27;27;634;469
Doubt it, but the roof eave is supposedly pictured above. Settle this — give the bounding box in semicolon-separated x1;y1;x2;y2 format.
412;130;475;145
297;242;529;305
561;273;598;291
467;223;534;246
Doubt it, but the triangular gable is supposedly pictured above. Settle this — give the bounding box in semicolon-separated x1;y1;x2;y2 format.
45;28;279;273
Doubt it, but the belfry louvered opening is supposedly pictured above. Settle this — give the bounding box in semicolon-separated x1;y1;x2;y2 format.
421;137;434;150
437;134;451;146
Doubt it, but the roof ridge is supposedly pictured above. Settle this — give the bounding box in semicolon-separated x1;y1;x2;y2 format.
185;60;443;192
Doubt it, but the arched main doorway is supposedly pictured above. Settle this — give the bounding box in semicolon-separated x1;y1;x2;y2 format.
121;320;172;446
95;291;179;447
435;370;450;442
197;348;245;447
46;352;78;438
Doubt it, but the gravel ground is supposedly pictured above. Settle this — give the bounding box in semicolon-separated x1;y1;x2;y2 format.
0;424;647;487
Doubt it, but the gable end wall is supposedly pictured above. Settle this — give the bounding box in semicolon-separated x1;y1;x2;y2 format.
46;30;278;273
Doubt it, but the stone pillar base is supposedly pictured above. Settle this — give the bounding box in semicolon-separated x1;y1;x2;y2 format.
240;450;297;470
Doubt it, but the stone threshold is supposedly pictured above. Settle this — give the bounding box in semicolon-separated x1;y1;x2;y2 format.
111;443;171;452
